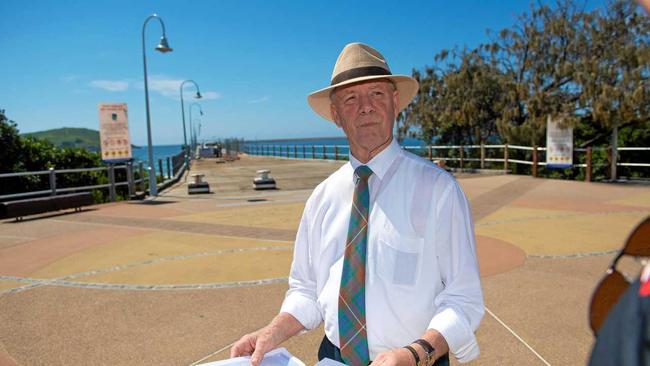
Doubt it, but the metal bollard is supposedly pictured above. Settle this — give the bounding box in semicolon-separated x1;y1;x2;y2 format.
126;163;135;198
459;145;464;170
586;147;593;182
139;162;146;192
504;144;509;173
49;167;57;196
108;165;116;202
532;146;538;177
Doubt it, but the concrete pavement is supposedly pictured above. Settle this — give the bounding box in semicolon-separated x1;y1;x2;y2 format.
0;155;648;365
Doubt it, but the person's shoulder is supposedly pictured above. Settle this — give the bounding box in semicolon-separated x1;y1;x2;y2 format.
400;149;457;186
306;162;352;206
316;161;352;190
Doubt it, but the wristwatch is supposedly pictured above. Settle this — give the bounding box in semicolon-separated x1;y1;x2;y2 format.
413;339;436;366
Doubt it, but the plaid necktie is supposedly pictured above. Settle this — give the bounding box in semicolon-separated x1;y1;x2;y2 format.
339;165;373;366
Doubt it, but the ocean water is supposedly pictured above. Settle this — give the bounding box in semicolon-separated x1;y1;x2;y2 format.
130;137;426;164
245;137;425;147
244;137;427;159
131;144;183;164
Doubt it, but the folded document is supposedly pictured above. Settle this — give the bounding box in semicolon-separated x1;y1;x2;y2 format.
197;348;346;366
198;348;304;366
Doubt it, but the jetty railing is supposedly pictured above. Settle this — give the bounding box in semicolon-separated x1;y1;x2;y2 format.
243;143;649;182
0;151;189;202
243;144;350;161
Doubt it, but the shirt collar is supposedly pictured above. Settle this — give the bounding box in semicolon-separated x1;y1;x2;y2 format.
349;138;401;181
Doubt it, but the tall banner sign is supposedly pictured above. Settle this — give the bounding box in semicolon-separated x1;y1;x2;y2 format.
546;115;573;168
98;103;132;162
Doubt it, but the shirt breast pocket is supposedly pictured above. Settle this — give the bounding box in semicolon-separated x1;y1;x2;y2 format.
375;232;423;287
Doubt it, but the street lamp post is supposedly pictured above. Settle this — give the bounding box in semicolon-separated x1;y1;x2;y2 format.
197;121;202;146
192;119;202;152
179;80;202;164
189;102;203;155
142;13;172;197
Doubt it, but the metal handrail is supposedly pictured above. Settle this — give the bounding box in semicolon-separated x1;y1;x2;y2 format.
0;150;188;202
0;170;52;178
619;163;650;167
244;142;649;181
0;190;53;200
56;166;120;174
0;166;127;178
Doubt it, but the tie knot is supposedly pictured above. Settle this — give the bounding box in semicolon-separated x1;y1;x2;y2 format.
354;165;373;183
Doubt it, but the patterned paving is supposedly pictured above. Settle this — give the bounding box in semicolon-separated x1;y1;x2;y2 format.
1;156;648;366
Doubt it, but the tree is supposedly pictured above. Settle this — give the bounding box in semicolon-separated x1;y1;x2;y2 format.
0;109;23;173
437;48;504;145
399;47;505;147
575;0;649;151
490;0;649;146
397;66;446;144
0;108;108;198
489;0;589;145
402;0;648;181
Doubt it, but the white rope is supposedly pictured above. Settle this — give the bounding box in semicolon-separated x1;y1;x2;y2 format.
485;306;551;366
189;341;236;366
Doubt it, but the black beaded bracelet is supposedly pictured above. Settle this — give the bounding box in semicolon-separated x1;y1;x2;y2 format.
413;339;436;366
414;339;434;354
403;345;420;366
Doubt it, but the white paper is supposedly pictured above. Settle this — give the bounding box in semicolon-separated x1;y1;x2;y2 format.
198;348;306;366
314;358;347;366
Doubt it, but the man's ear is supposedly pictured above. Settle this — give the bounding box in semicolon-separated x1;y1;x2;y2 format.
393;89;400;119
330;104;342;128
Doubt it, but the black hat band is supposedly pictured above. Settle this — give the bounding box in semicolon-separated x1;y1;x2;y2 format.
330;66;391;86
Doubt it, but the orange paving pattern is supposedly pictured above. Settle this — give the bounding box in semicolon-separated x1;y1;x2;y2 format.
0;156;648;366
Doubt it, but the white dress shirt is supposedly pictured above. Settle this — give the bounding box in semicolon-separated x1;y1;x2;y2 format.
280;138;484;363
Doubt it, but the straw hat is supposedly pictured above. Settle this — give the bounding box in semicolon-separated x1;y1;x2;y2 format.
307;42;419;122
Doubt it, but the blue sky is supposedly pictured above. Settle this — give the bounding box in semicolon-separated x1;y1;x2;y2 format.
1;0;608;145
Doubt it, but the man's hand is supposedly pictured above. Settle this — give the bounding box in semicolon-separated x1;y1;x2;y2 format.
229;313;305;366
373;329;449;366
230;326;283;366
372;348;416;366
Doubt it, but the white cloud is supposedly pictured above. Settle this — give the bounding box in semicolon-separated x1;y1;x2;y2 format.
90;80;129;92
89;75;220;100
147;75;183;98
200;91;221;100
143;75;220;101
248;96;270;104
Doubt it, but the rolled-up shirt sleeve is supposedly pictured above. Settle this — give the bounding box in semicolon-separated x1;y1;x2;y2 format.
280;202;323;330
427;180;484;363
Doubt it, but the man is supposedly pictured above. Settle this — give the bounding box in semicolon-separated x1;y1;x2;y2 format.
231;43;483;366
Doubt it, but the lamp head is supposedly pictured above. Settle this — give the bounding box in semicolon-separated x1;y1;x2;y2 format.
195;91;202;99
155;36;173;53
